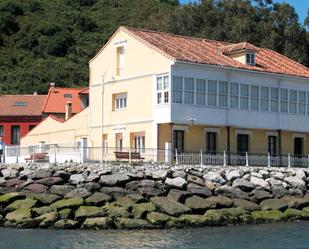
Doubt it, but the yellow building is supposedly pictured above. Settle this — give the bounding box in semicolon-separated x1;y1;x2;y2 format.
89;26;309;165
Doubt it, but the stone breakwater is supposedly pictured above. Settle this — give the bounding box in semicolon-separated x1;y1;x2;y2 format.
1;163;309;229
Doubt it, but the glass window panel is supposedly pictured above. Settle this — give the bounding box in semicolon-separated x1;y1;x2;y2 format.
250;85;259;110
207;80;217;107
219;81;228;107
196;79;206;105
289;89;297;114
184;77;194;104
298;91;306;115
230;82;239;108
240;84;249;109
261;86;269;111
163;76;169;90
157;77;162;91
280;89;288;113
270;88;279;112
172;76;183;103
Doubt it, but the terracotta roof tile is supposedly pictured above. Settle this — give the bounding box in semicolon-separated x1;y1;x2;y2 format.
0;95;46;116
43;87;85;114
219;42;259;54
121;27;309;78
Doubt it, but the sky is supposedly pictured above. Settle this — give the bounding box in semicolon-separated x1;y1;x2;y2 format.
179;0;309;25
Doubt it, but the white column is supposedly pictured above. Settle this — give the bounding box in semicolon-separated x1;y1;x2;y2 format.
165;142;172;164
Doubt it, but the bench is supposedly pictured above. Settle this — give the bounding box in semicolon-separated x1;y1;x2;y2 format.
25;152;49;162
114;151;144;161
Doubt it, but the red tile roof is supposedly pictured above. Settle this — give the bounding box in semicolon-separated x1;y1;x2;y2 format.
121;27;309;78
0;95;46;116
43;87;85;114
219;42;259;55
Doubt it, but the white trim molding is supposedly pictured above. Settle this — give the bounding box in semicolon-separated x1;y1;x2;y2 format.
204;128;221;135
293;133;306;140
236;129;252;136
173;125;188;132
265;131;278;137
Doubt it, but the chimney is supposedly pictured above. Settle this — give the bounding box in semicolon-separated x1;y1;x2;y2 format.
49;82;55;92
65;101;72;120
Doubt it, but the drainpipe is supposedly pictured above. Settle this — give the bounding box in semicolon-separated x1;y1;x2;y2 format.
101;71;108;163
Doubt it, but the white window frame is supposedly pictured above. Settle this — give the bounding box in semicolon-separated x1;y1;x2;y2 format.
298;91;306;115
196;78;206;106
246;53;255;66
280;88;288;113
207;80;217;107
230;82;239;108
156;75;169;105
260;86;269;112
250;85;259;111
289;89;297;114
172;76;183;104
240;84;249;110
184;77;195;105
218;81;228;108
115;93;127;110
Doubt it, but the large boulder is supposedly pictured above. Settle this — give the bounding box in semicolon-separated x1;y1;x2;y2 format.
65;188;91;199
136;187;165;198
33;194;61;205
0;192;25;205
187;183;212;198
35;211;59;228
1;169;19;179
26;170;52;180
75;206;105;220
49;185;75;196
23;183;48;194
54;219;79;229
204;196;233;209
251;189;273;203
167;189;192;203
214;186;250;200
187;175;204;186
150;197;191;216
132;202;156;219
51;198;84;210
32;206;54;216
35;177;64;186
85;192;111;206
104;205;130;218
233;198;260;211
226;170;241;182
232;179;255;192
260;198;288;211
146;212;172;225
82;217;110;229
283;208;309;221
5;198;37;211
101;187;132;199
115;196;136;208
203;172;226;185
285;177;306;192
69;174;85;185
83;182;101;193
152;170;168;180
251;210;284;222
185;196;213;213
116;218;153;229
5;208;32;224
165;177;187;189
250;176;270;190
99;174;130;186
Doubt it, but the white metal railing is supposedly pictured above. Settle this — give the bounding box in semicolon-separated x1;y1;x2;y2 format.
1;145;309;168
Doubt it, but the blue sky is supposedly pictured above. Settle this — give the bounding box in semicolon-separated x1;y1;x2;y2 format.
179;0;309;25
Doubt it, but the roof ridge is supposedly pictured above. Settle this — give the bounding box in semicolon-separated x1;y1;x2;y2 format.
121;26;231;45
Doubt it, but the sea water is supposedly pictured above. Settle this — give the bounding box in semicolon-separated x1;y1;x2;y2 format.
1;222;309;249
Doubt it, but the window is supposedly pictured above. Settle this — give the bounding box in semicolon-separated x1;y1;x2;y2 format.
11;125;20;145
298;91;306;115
196;79;206;105
156;75;169;104
230;82;239;108
280;89;288;113
114;93;127;110
116;46;124;75
172;76;183;103
219;81;228;107
270;88;279;112
207;80;217;107
240;84;249;109
260;86;269;111
307;93;309;115
206;132;217;154
268;136;277;155
237;134;249;154
289;90;297;114
184;77;194;104
173;130;184;153
116;133;123;151
250;85;259;110
133;133;145;153
246;53;255;65
14;102;27;107
0;126;3;136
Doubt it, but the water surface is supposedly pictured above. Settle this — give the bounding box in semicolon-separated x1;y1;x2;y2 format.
1;222;309;249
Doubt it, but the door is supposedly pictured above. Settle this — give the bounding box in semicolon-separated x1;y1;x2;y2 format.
294;137;303;166
237;134;249;165
173;130;184;154
206;132;217;154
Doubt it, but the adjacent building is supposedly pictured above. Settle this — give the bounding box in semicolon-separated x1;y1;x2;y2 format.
0;94;46;145
88;26;309;159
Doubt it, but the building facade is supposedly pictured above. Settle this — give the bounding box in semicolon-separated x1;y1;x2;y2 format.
88;26;309;161
0;94;46;145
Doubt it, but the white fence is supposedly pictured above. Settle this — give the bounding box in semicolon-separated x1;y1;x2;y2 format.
1;144;309;167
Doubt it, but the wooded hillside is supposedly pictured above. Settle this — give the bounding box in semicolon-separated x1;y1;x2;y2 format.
0;0;308;94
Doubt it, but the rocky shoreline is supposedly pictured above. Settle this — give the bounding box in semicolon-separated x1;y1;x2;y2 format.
1;163;309;229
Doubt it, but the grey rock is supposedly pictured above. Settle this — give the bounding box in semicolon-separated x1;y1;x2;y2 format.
185;195;212;213
187;183;212;198
214;186;250;200
83;182;101;193
172;170;186;179
50;185;75;196
26;170;52;180
152;170;168;180
232;178;255;192
85;192;112;206
260;198;288;211
35;177;64;186
136;187;165;198
250;176;270;190
233;198;260;211
167;189;192;203
285;177;306;192
100;187;131;199
251;189;273;202
65;188;91;199
187;175;204;186
1;169;19;179
23;183;48;193
151;196;191;216
69;174;85;185
226;170;241;182
203;171;226;185
99;174;130;186
53;171;71;181
165;177;187;189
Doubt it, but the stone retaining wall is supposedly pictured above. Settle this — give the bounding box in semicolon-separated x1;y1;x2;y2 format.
1;163;309;229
